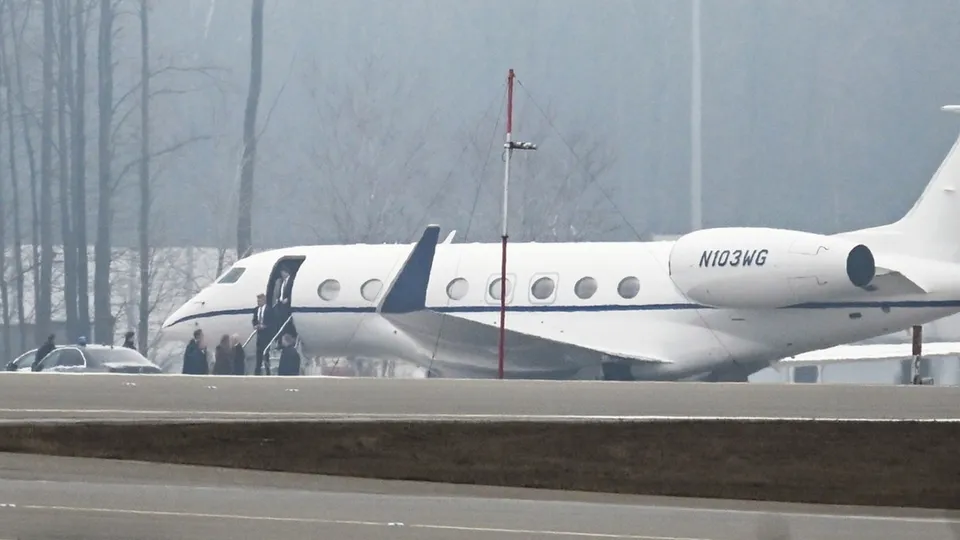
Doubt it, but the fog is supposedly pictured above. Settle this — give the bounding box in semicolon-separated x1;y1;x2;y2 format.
31;0;960;248
2;0;960;379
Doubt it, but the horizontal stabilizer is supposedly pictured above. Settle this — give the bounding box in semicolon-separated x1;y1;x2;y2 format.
776;341;960;367
869;267;927;295
377;225;441;314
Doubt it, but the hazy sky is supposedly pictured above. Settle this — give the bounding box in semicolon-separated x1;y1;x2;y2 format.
25;0;943;248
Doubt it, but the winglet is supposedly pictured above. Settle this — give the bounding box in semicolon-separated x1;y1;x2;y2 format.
377;225;441;314
442;230;456;244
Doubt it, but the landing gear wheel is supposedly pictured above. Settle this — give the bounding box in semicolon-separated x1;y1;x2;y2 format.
601;363;634;381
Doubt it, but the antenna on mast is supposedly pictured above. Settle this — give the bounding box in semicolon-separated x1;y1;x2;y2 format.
498;68;538;380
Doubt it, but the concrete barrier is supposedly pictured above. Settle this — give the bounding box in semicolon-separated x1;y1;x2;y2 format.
0;420;955;509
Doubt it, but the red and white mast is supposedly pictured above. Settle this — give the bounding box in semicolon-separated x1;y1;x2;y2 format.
497;68;537;379
911;325;924;385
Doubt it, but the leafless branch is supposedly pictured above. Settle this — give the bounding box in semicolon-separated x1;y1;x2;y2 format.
298;53;442;244
111;64;226;116
111;133;211;192
254;51;295;142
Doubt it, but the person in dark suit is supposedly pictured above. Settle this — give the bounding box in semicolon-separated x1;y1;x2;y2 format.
252;293;273;375
213;334;233;375
122;331;136;350
230;334;246;375
181;329;209;375
274;267;296;339
31;334;56;371
277;333;301;376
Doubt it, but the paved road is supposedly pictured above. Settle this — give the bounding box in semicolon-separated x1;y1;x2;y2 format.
0;374;958;422
0;452;957;539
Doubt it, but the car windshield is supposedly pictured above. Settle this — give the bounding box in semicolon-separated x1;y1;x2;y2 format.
82;347;155;367
12;350;38;366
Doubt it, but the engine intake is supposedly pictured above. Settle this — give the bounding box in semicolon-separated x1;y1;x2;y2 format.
845;244;875;288
668;227;877;309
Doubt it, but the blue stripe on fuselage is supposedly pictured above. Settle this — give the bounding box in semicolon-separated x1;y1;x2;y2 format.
162;299;960;328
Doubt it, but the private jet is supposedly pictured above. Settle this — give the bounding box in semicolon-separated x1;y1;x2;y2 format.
163;106;960;381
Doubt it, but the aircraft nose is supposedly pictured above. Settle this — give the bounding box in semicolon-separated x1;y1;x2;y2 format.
161;310;179;330
161;301;199;337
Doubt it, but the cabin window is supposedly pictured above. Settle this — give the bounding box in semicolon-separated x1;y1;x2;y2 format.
446;278;469;300
617;276;640;299
360;279;384;302
216;267;245;284
488;277;512;300
574;277;597;299
530;276;555;300
317;279;341;301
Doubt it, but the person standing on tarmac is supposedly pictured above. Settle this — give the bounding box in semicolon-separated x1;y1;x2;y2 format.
277;333;301;376
122;331;136;350
213;334;233;375
31;334;56;371
230;334;246;375
181;329;209;375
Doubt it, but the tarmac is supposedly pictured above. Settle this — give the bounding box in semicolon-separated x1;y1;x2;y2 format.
0;452;957;539
0;374;958;422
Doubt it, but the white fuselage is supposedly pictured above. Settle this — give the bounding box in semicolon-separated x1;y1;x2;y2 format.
160;107;960;380
161;239;960;380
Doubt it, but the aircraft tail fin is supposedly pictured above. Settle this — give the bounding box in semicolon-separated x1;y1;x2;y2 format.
847;106;960;262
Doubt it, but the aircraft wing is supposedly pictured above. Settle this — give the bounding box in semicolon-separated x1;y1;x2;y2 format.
384;309;671;368
376;225;669;369
775;341;960;367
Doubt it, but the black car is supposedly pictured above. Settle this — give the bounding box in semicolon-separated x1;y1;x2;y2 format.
28;344;162;374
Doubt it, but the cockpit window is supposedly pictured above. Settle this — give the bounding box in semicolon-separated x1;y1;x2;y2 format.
216;267;246;284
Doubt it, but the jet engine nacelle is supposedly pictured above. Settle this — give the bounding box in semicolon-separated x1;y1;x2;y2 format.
668;227;876;309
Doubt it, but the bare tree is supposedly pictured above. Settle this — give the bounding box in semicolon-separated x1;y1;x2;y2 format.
139;246;189;363
0;8;28;352
94;0;113;343
96;1;216;354
300;55;440;244
0;260;9;363
459;102;623;242
107;244;206;370
57;0;77;340
45;245;68;336
105;246;132;344
0;75;8;361
236;0;263;259
197;140;239;277
137;0;149;353
72;0;89;340
37;0;55;342
511;130;621;241
8;2;41;339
